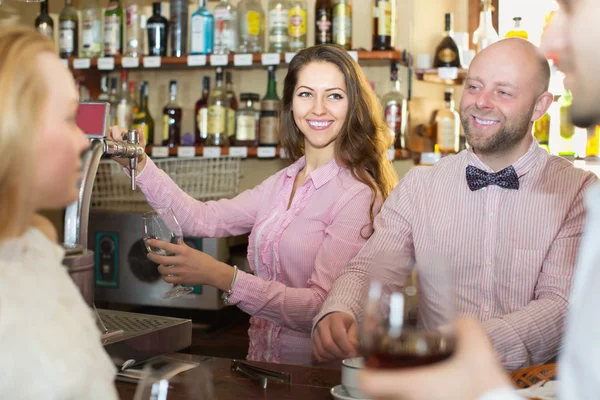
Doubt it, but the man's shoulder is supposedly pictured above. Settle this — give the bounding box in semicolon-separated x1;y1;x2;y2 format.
541;154;598;187
402;152;466;184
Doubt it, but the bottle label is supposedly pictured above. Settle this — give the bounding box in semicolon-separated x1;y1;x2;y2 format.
288;7;307;37
236;115;257;141
147;23;165;55
59;20;75;53
261;100;280;113
438;120;458;152
246;11;261;36
214;9;234;50
37;24;54;40
269;9;288;29
385;103;401;134
259;116;279;144
333;4;351;45
191;15;207;53
104;15;122;55
82;19;101;51
196;107;208;137
438;48;457;63
227;108;236;136
162;115;170;141
377;2;392;36
315;8;332;43
126;5;138;26
207;105;227;134
214;8;232;20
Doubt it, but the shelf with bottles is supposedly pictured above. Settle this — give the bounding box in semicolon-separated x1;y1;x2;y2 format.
414;67;468;85
64;50;407;71
143;145;412;161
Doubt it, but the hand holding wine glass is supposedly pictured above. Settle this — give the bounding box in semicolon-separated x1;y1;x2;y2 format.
142;208;193;299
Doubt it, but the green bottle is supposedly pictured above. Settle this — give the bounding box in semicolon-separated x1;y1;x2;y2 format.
132;81;155;146
259;66;281;146
104;0;124;56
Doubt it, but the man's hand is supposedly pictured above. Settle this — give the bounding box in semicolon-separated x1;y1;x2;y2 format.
313;312;359;363
358;318;514;400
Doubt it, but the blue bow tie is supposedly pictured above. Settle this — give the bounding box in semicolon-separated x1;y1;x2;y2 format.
466;165;520;191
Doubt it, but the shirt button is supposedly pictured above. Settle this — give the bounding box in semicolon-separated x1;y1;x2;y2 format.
484;305;490;312
489;212;494;217
486;260;492;266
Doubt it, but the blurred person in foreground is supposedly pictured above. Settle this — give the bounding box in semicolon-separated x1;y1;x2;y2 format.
0;26;118;398
357;0;600;399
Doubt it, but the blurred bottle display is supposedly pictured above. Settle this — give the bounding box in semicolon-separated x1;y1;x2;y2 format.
170;0;189;57
59;0;79;59
104;0;123;56
473;0;498;53
533;112;550;152
132;81;155;146
505;17;528;39
226;71;238;142
372;0;395;50
163;80;182;147
332;0;352;50
147;2;168;56
214;0;237;54
115;70;136;128
206;68;230;146
195;76;211;145
190;0;214;55
288;0;308;52
238;0;265;53
268;0;289;53
260;66;281;146
124;0;142;56
35;1;54;41
558;90;576;157
381;62;408;149
315;0;332;45
80;0;102;57
235;93;260;146
436;88;460;154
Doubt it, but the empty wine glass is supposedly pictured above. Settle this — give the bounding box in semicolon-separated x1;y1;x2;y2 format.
359;252;457;369
142;208;193;299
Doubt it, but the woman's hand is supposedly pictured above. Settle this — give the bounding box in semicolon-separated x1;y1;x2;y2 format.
145;239;235;291
106;125;147;172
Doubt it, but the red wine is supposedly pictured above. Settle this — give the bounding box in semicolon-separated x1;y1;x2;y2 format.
363;330;456;369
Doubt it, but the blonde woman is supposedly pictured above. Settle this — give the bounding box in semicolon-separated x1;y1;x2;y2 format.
0;26;118;398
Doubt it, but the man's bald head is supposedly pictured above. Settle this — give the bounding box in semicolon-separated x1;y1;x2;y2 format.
473;38;551;96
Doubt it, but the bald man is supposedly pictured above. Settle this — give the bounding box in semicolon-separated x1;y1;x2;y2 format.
312;38;597;370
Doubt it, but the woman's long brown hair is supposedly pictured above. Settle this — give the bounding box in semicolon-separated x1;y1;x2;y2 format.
280;44;398;235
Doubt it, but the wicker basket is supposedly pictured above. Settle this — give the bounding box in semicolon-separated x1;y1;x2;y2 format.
510;363;557;389
91;157;241;213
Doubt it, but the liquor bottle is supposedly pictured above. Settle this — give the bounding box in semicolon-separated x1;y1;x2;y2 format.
473;0;498;53
128;81;139;115
170;0;189;57
195;76;211;144
97;75;110;102
214;0;237;54
225;71;238;141
124;0;142;56
139;14;147;55
190;0;214;55
559;90;576;157
372;0;395;50
382;62;408;149
586;126;599;159
147;2;168;56
315;0;332;45
260;66;281;146
59;0;78;59
115;70;135;128
80;0;102;57
235;93;260;146
267;0;289;53
163;80;182;147
108;77;119;124
533;112;550;152
35;1;54;41
104;0;124;56
288;0;307;52
433;13;461;68
132;81;155;146
435;88;460;154
238;0;265;53
505;17;528;39
206;68;230;146
332;0;352;50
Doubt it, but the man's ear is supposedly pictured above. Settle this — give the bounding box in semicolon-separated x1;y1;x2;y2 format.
532;91;554;122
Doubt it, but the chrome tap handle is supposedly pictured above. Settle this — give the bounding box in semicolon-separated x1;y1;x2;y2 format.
102;129;144;191
125;129;140;191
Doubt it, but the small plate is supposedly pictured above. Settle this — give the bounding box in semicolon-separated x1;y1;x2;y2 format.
330;385;370;400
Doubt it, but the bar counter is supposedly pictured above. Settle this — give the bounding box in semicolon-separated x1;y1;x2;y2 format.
115;353;341;400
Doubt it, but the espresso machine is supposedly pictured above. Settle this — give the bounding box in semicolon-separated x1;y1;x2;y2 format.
63;102;191;367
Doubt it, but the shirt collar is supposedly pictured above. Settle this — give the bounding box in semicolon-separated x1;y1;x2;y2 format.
285;156;343;189
466;140;544;177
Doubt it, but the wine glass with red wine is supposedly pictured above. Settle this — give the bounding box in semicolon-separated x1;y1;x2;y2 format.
359;255;457;370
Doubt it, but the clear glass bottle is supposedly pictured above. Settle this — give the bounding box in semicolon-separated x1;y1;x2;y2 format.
97;75;110;102
35;1;54;42
260;66;280;146
433;13;461;68
238;0;265;53
163;80;182;147
372;0;395;50
124;0;142;56
436;88;460;154
206;68;230;146
214;0;237;54
108;77;119;124
170;0;189;57
80;0;102;57
195;76;211;144
104;0;124;56
225;71;238;141
235;93;260;146
115;70;136;128
59;0;79;59
147;2;168;56
267;0;289;53
505;16;528;39
332;0;352;50
190;0;214;55
288;0;307;52
473;0;498;53
315;0;332;45
132;81;155;146
381;62;408;149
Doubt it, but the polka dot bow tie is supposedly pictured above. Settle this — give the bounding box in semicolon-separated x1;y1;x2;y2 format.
466;165;520;191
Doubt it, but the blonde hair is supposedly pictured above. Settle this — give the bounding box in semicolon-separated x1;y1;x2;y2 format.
0;26;55;242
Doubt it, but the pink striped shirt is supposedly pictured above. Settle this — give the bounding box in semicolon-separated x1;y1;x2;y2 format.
315;142;597;371
136;156;376;365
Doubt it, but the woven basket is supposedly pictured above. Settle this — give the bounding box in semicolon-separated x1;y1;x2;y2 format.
510;363;557;389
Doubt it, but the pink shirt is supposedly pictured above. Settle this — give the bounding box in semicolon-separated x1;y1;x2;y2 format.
136;156;376;365
315;142;597;371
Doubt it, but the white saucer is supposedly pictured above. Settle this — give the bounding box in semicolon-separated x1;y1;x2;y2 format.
330;385;370;400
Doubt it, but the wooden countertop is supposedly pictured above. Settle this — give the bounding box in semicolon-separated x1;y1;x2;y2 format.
116;353;341;400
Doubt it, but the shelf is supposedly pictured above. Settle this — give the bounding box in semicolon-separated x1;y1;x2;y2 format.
415;68;468;85
144;145;412;160
65;50;406;72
